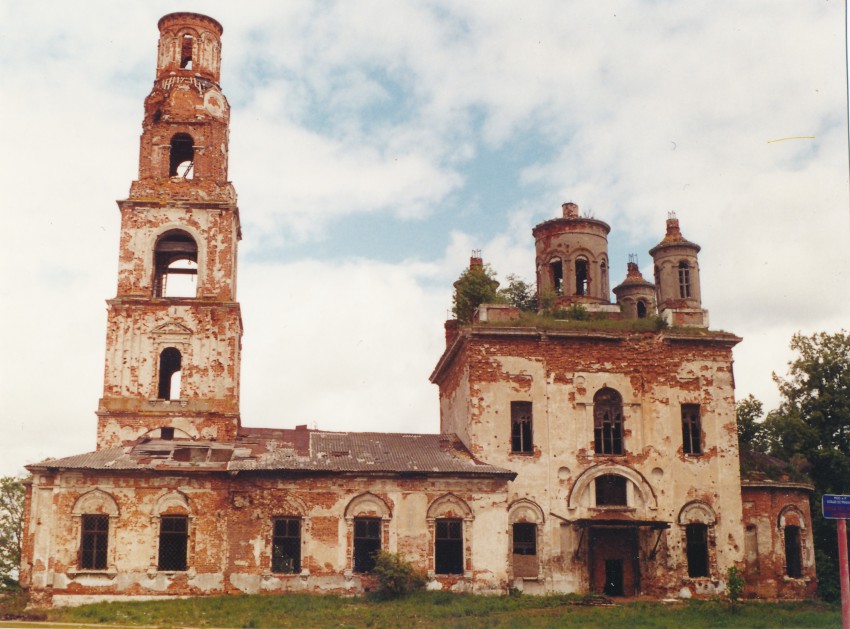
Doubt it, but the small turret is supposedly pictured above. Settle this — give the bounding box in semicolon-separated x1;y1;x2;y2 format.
612;256;656;319
648;214;708;327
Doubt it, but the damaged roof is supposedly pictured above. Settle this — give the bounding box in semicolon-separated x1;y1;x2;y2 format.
26;427;516;478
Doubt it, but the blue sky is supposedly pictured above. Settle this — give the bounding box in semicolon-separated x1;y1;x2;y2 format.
0;1;847;475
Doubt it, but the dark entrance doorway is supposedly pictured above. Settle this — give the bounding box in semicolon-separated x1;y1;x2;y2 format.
589;528;640;596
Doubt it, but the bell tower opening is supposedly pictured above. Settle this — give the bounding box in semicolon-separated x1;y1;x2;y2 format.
180;34;194;69
154;230;198;298
157;347;182;400
169;134;195;178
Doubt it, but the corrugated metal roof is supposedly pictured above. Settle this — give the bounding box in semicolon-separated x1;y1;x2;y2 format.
26;428;515;478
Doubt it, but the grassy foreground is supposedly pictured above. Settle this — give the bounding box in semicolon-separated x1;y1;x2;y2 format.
0;591;842;629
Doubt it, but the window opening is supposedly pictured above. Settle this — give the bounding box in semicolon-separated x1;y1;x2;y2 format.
272;518;301;574
549;259;563;295
681;404;702;455
595;475;628;506
157;347;182;400
575;258;589;296
79;514;108;570
158;515;188;571
784;525;802;578
511;401;533;454
678;261;691;298
745;525;760;574
169;134;194;178
435;518;464;575
180;35;194;69
160;427;174;440
353;517;381;573
600;259;609;298
636;300;647;318
512;522;537;578
685;523;709;577
154;230;198;298
594;388;624;455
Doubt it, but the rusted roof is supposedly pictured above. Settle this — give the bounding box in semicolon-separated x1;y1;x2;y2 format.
26;428;515;478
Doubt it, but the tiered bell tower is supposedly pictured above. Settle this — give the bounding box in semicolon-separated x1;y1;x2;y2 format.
96;13;242;448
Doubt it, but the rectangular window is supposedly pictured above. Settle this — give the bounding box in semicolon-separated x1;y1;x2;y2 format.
512;522;538;578
158;515;188;571
595;475;628;506
784;525;802;578
511;402;533;454
272;518;301;574
678;264;691;298
686;523;709;578
681;404;702;455
435;519;464;575
353;517;381;573
79;514;108;570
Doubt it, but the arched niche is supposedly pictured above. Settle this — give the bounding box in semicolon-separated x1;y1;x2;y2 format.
508;498;544;525
153;490;190;516
72;489;120;517
344;492;391;520
677;500;717;526
777;504;806;530
568;464;658;512
427;493;473;521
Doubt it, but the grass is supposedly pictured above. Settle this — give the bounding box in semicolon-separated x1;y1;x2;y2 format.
0;591;840;629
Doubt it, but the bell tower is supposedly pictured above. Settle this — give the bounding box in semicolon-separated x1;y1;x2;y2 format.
96;13;242;448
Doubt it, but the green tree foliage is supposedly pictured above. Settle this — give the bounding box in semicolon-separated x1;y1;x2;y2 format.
735;394;769;454
498;275;537;312
452;263;501;323
761;331;850;601
0;477;25;590
371;551;427;599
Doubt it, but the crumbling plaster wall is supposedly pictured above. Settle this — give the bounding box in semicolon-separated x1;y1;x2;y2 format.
436;330;744;595
23;471;513;606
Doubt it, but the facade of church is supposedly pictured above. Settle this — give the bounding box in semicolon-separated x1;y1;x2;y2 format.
20;13;816;606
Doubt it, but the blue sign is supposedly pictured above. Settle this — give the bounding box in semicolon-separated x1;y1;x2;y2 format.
822;494;850;519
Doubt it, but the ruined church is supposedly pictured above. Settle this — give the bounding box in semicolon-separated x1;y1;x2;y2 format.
21;13;817;606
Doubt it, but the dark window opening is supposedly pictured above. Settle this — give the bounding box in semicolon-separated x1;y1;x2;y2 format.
160;427;175;440
681;404;702;455
158;515;188;571
353;517;381;573
511;401;533;454
550;259;563;295
686;523;709;578
513;523;536;556
157;347;182;400
678;261;691;299
636;300;647;318
785;525;802;578
595;474;628;506
79;514;108;570
435;519;464;575
154;230;198;298
180;35;194;70
575;258;589;296
594;388;624;455
169;133;194;178
272;518;302;574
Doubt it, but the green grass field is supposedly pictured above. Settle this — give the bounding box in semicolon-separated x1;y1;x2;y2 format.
0;591;842;629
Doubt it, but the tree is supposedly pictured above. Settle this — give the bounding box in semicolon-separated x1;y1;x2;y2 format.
735;394;769;454
452;263;501;324
498;275;537;312
0;477;25;590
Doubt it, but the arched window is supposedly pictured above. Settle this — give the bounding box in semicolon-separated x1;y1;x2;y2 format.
636;300;647;319
157;347;182;400
784;525;802;578
180;34;194;69
508;500;544;579
575;257;589;296
154;230;198;298
169;133;194;178
594;388;624;455
549;258;563;295
678;261;691;298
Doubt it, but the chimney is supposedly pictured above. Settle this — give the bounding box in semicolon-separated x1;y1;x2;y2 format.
445;319;460;347
562;202;579;218
469;249;483;270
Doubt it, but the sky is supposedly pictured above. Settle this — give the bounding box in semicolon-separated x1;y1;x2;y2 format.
0;1;848;477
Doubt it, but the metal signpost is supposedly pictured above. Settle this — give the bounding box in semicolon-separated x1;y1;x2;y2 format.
823;494;850;629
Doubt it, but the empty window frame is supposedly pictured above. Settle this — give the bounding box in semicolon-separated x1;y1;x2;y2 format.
157;347;182;400
153;230;198;298
435;518;464;575
595;474;628;507
685;523;709;578
272;517;301;574
158;515;188;571
550;259;563;295
79;514;108;570
511;401;533;454
681;404;702;454
594;388;624;455
169;133;195;178
353;517;381;573
784;525;802;578
180;34;194;69
636;300;648;319
678;261;691;299
575;258;589;296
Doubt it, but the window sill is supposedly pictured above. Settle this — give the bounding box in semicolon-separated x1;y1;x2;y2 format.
67;568;117;578
509;451;535;456
590;506;635;513
263;570;310;579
